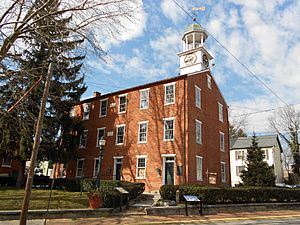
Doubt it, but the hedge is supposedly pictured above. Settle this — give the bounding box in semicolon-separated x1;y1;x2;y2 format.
53;178;145;208
160;185;300;204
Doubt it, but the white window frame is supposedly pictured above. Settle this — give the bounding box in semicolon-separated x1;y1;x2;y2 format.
236;165;245;176
82;103;90;120
96;127;106;147
79;130;88;149
2;158;12;167
116;124;126;145
99;98;108;117
196;119;202;144
76;159;84;178
235;150;245;161
164;82;175;105
220;132;225;152
140;88;150;110
221;161;226;183
136;155;147;179
218;102;224;122
138;121;148;143
263;149;269;160
163;117;175;141
118;94;127;114
195;85;201;109
93;158;99;177
207;75;212;89
196;156;203;181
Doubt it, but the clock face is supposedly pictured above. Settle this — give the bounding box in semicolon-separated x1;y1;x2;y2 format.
184;53;197;66
202;54;209;68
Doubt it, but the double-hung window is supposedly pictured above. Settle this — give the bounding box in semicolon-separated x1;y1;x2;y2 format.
207;75;212;89
76;159;84;177
235;150;245;160
118;94;127;113
218;102;224;122
196;156;203;181
220;132;225;151
82;103;90;120
236;166;245;176
164;118;175;141
93;158;99;177
221;162;226;183
138;121;148;143
196;120;202;144
164;82;175;105
79;130;88;148
116;124;125;145
140;89;149;109
2;158;12;167
195;85;201;108
96;127;105;146
136;156;147;179
99;99;108;117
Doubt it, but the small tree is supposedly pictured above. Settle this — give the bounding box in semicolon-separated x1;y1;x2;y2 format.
241;134;276;187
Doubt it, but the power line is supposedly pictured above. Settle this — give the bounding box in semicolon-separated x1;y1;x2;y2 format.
171;0;289;106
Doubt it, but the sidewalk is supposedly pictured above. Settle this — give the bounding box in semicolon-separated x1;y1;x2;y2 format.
1;210;300;225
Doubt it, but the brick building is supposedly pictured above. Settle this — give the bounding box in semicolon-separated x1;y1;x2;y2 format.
66;24;231;191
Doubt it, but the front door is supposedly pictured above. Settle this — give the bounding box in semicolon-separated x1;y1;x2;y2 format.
114;158;123;180
164;157;175;185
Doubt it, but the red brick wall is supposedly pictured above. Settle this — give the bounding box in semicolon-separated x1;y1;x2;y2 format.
67;71;231;191
186;71;230;187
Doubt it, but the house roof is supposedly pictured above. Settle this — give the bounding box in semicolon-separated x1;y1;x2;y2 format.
230;135;283;152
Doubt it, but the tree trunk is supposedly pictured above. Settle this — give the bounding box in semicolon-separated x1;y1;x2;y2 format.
16;160;26;188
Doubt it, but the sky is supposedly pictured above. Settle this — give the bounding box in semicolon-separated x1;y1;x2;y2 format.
81;0;300;135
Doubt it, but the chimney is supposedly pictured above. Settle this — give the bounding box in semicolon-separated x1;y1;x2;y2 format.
93;91;101;97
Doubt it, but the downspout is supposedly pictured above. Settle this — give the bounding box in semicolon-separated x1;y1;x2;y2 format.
183;76;187;184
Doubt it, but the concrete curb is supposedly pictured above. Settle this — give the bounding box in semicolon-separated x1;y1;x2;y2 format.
146;202;300;216
0;208;113;221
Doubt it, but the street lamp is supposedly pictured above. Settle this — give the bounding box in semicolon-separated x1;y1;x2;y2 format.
96;137;106;188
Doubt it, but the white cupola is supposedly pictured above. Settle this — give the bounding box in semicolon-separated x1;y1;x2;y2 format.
178;24;213;75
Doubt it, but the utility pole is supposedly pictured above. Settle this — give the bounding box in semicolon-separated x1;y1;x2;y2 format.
19;62;53;225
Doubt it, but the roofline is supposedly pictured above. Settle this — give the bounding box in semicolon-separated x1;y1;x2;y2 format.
80;74;188;104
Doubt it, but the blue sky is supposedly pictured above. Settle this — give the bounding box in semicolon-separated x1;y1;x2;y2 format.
82;0;300;133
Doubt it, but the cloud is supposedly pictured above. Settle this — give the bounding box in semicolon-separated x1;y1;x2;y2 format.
160;0;186;23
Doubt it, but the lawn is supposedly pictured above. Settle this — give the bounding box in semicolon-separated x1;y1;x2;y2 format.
0;187;88;210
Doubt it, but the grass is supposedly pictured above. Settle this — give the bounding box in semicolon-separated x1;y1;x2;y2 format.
0;187;88;210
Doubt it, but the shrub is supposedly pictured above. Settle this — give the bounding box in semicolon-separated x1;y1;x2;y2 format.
160;185;300;204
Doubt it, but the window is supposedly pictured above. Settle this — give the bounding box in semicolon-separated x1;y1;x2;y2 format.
82;103;90;120
96;127;105;146
116;124;125;145
196;156;203;181
2;158;12;167
164;118;175;141
221;162;226;182
118;94;127;113
136;156;147;179
235;150;245;160
99;99;108;117
138;121;148;143
263;149;269;160
236;166;245;176
196;120;202;144
93;158;99;177
76;159;84;177
140;89;149;109
79;130;88;148
207;75;212;89
220;132;225;151
195;85;201;108
164;82;175;105
218;102;224;122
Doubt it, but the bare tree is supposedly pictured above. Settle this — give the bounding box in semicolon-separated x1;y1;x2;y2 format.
0;0;141;65
269;106;300;175
229;110;248;138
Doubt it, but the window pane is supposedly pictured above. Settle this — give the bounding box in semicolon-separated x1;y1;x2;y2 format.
117;126;125;144
140;90;149;109
196;157;203;181
195;86;201;108
100;100;107;116
119;96;126;112
165;84;175;104
196;121;202;144
164;120;174;140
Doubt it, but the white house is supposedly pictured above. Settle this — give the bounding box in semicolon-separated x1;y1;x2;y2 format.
230;135;284;187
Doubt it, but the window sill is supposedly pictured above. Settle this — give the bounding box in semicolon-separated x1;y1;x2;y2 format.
99;115;107;118
164;102;175;106
163;139;174;142
138;141;147;144
118;111;126;114
1;165;12;168
139;107;149;110
116;143;124;146
136;177;146;180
